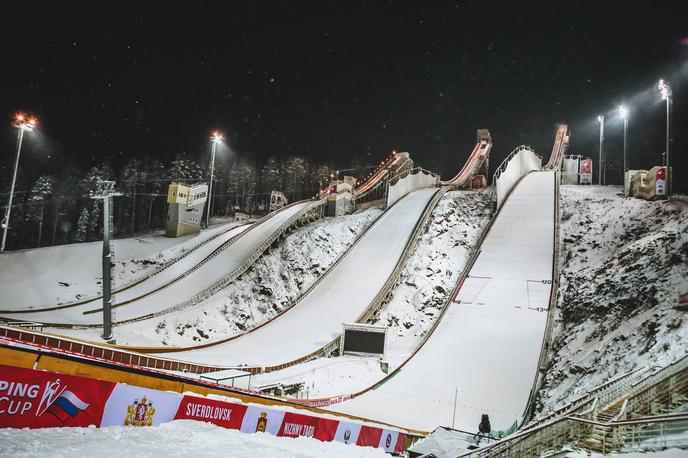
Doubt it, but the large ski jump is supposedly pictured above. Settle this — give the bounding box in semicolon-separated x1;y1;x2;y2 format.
1;200;319;325
156;187;441;368
327;170;556;433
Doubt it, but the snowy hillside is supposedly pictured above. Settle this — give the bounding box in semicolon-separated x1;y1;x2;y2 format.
0;221;243;309
55;207;383;346
536;186;688;413
251;190;492;397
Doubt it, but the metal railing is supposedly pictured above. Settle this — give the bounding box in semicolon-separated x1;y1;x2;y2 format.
458;355;688;457
1;200;307;317
263;186;446;373
115;200;326;325
492;145;540;184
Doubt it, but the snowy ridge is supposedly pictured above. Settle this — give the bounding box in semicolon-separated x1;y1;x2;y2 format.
0;201;318;327
328;171;556;432
257;190;492;403
535;186;688;414
111;205;385;347
150;188;441;369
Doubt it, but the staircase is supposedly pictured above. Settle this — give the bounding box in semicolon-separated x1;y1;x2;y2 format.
458;355;688;457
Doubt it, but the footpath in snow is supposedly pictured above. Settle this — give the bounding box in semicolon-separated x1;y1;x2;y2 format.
251;189;492;398
535;186;688;415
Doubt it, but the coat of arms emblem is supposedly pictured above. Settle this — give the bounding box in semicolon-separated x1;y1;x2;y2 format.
255;412;268;432
124;395;155;427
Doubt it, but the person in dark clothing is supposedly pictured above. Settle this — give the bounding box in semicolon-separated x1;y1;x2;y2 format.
474;414;493;445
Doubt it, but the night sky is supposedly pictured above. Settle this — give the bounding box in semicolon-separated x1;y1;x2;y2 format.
2;1;687;189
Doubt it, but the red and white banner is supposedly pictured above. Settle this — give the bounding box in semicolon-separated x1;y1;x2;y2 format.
655;166;667;196
579;158;593;185
175;395;247;430
0;365;114;428
0;365;407;453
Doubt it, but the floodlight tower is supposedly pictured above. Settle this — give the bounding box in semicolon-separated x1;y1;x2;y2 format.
206;131;223;227
618;105;629;175
2;113;38;253
597;115;605;185
658;79;673;197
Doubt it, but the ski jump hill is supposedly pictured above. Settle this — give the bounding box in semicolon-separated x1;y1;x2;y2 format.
0;126;570;440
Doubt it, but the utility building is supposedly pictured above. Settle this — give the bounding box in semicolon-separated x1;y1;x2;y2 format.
166;182;208;237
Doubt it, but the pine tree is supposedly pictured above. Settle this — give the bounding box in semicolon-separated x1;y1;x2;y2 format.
75;207;90;242
261;157;281;194
89;200;100;241
27;175;53;246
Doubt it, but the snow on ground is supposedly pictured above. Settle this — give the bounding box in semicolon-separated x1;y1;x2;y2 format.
535;186;688;414
56;207;383;346
0;221;243;309
0;420;387;458
564;448;688;457
251;190;491;398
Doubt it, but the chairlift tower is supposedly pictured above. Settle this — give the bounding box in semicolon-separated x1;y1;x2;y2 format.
90;180;122;342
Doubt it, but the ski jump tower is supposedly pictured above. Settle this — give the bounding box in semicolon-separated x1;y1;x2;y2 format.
166;182;209;237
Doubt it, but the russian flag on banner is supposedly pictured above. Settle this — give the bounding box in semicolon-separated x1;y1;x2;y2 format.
46;390;90;422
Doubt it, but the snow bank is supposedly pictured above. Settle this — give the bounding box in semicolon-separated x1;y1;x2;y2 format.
0;420;387;457
536;186;688;413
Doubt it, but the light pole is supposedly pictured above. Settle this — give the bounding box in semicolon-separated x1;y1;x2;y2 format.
205;130;223;228
2;113;38;253
658;79;672;197
597;115;605;185
618;105;629;177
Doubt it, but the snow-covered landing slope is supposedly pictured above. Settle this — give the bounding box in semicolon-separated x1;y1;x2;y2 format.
535;186;688;415
52;207;383;346
0;222;243;310
250;190;492;397
2;201;315;325
158;188;440;367
328;171;555;433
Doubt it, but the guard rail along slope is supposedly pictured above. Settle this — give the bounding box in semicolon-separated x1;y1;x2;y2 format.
0;200;325;327
458;354;688;457
493;145;542;209
386;167;440;207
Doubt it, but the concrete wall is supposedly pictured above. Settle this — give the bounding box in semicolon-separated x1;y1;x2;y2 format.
495;148;542;208
386;169;438;208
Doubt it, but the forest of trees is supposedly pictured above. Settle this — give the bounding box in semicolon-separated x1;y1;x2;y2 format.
0;153;353;251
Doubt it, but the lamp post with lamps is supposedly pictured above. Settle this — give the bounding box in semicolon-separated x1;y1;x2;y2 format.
658;79;672;197
618;105;629;176
597;115;605;185
2;113;38;253
205;130;224;227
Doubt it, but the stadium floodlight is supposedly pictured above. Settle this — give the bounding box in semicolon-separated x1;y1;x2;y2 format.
597;115;605;185
2;113;39;252
618;106;629;173
657;79;672;197
205;130;224;227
